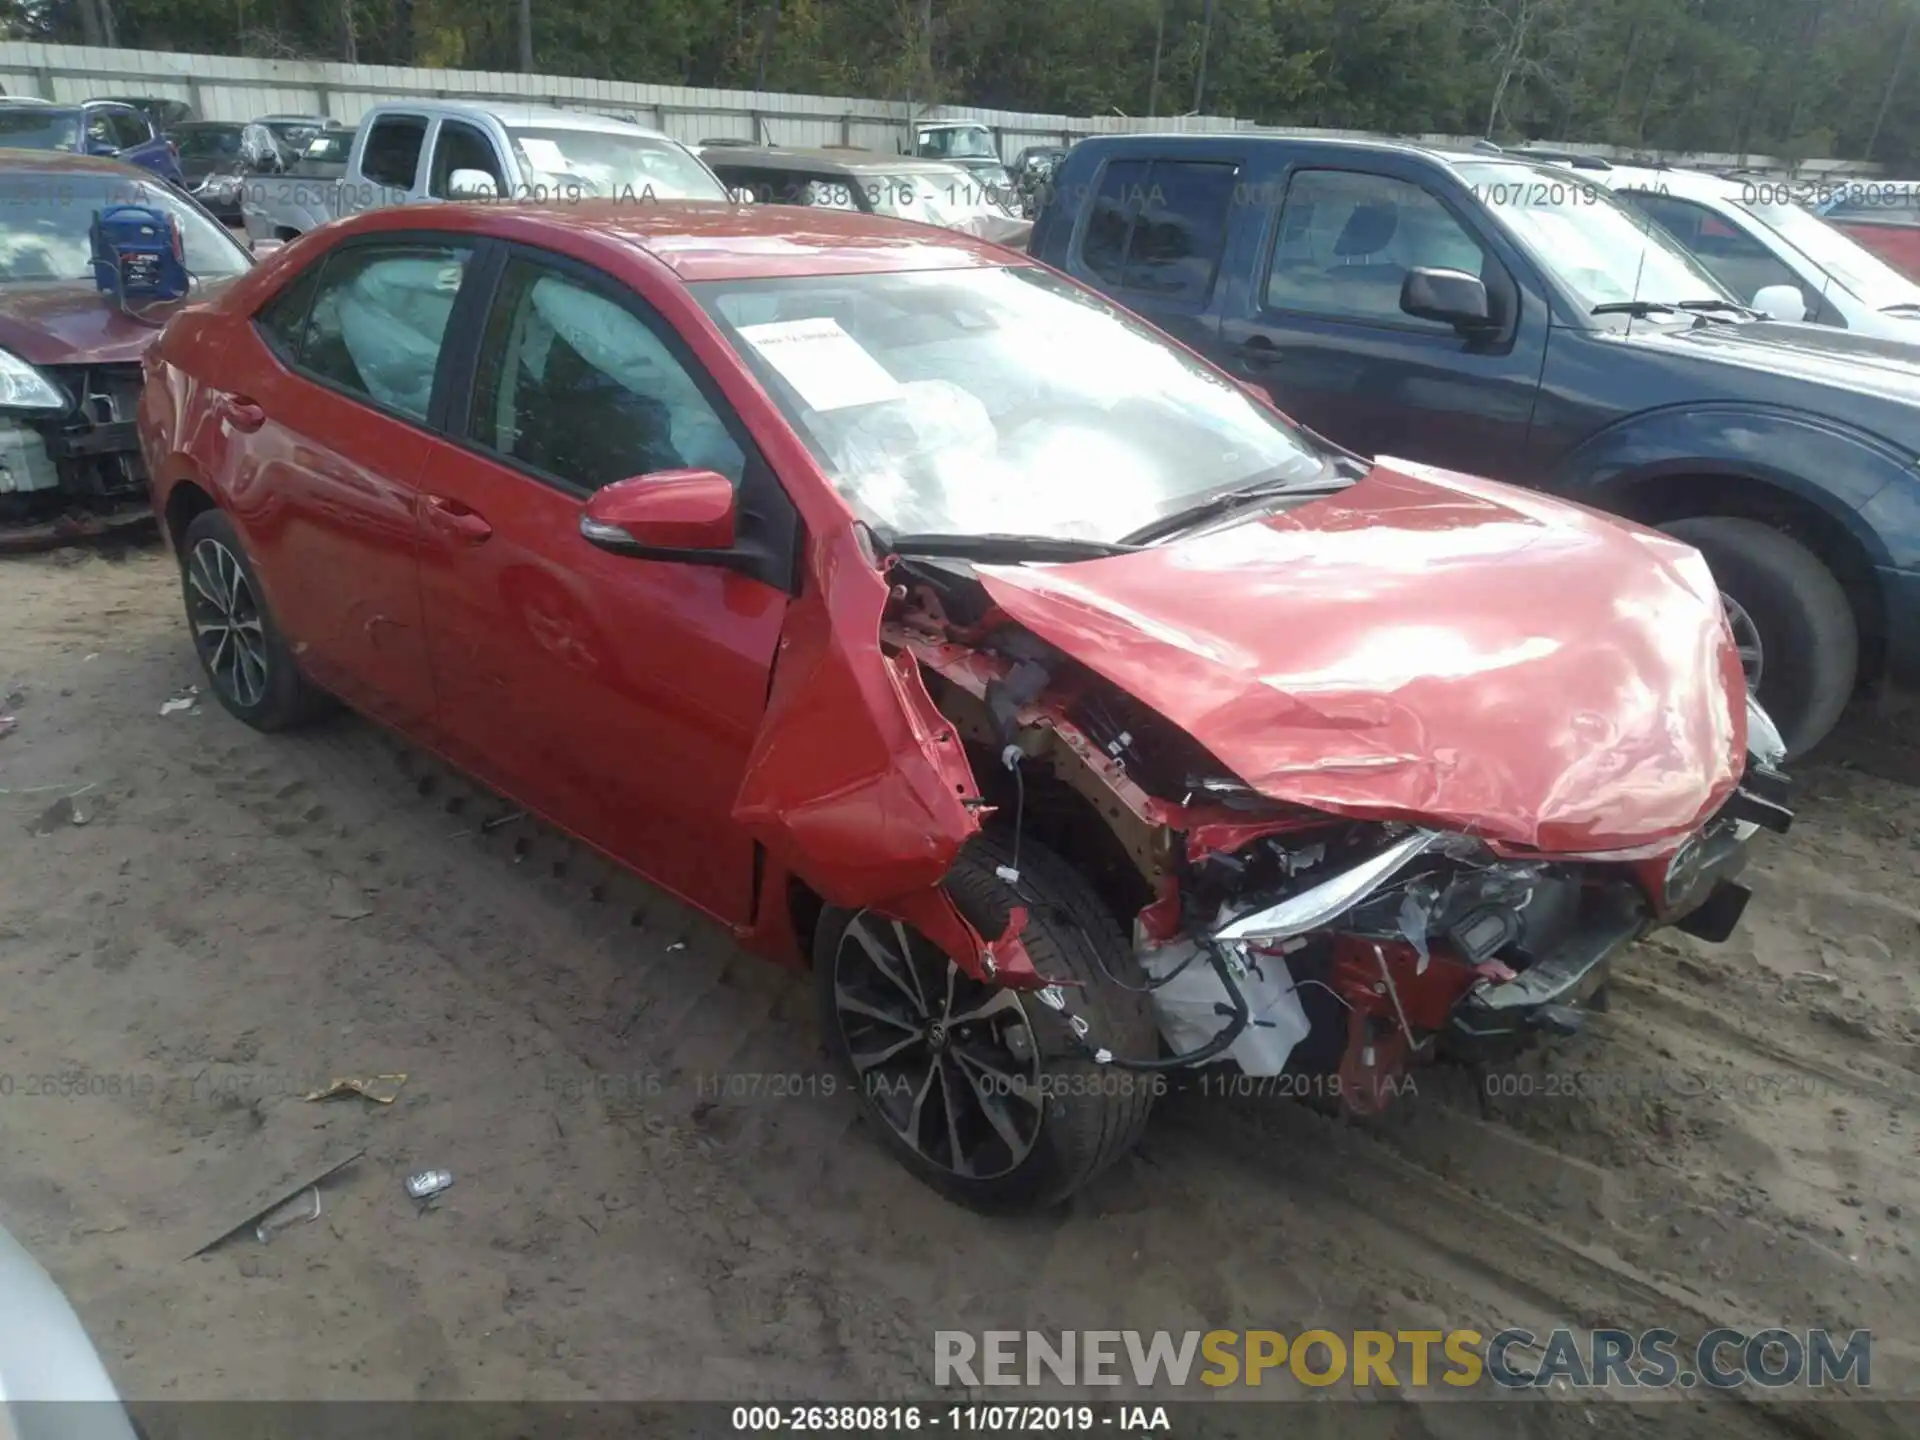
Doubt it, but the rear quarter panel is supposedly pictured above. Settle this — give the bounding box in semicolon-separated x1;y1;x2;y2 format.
139;302;236;542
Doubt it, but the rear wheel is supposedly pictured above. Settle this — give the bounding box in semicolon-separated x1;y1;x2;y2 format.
179;509;332;731
1661;516;1856;757
815;832;1159;1211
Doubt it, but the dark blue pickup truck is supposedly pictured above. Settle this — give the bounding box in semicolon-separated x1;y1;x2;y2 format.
1031;134;1920;756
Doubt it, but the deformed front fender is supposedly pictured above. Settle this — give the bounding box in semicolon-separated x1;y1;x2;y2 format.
731;529;990;931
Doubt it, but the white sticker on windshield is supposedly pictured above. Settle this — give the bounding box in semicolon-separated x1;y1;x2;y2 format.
737;317;904;411
515;136;569;173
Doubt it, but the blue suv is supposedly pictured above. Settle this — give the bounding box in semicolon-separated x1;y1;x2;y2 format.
0;99;185;188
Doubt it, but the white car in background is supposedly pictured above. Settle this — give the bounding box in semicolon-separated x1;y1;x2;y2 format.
1583;163;1920;340
0;1217;138;1438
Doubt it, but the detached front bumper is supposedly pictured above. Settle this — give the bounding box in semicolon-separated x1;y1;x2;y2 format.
1446;737;1792;1063
1445;892;1643;1060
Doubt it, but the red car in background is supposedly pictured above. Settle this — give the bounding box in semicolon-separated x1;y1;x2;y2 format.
137;200;1792;1210
0;153;250;549
1815;185;1920;281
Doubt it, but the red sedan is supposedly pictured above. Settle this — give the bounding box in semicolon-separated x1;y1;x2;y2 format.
139;201;1791;1210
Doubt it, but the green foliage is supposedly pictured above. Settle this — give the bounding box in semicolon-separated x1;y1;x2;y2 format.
9;0;1920;163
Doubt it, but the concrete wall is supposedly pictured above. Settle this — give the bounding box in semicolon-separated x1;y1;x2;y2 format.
0;41;1881;176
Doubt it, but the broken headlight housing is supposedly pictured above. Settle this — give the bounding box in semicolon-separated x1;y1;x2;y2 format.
1213;829;1458;944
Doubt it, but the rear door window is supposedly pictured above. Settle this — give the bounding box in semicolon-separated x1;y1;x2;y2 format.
360;115;428;190
1077;158;1236;304
296;242;473;422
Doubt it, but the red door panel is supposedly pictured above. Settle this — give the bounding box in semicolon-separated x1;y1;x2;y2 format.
413;440;786;924
214;329;439;729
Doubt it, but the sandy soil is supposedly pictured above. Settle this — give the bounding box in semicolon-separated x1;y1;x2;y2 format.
1;540;1916;1436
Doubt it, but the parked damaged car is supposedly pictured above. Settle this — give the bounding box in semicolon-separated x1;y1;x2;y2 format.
139;202;1790;1210
0;155;251;549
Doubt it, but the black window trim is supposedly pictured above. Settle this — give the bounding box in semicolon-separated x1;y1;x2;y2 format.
1073;153;1240;307
437;237;803;595
1253;163;1522;344
244;229;488;437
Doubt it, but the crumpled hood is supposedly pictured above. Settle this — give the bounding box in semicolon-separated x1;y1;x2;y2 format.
977;459;1748;854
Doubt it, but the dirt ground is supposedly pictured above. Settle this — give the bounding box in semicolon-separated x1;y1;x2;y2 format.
2;539;1917;1436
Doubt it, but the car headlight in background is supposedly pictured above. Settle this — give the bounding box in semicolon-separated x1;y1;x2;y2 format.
0;349;69;413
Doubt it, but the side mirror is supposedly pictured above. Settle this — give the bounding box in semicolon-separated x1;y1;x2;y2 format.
580;470;737;554
448;168;499;200
1752;283;1808;322
1401;267;1494;331
250;237;285;259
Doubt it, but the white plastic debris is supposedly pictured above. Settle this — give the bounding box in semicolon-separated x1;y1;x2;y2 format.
1138;941;1311;1076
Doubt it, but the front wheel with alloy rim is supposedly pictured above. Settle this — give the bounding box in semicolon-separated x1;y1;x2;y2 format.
178;509;333;731
1659;516;1857;759
815;832;1159;1211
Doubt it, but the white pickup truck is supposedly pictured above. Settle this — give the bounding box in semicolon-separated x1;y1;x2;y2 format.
241;99;732;242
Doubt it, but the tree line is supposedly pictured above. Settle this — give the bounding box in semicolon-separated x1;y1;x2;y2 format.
6;0;1919;165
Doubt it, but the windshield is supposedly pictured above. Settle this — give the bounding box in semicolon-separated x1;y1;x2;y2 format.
695;266;1325;543
1738;195;1920;309
919;126;995;160
176;127;243;160
305;131;354;164
264;120;327;151
1456;161;1732;313
0;173;251;284
0;109;82;152
504;126;726;201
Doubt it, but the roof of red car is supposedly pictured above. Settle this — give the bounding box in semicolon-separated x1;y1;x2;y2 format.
348;199;1025;282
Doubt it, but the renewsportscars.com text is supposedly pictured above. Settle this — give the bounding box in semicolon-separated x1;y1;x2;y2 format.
935;1327;1872;1391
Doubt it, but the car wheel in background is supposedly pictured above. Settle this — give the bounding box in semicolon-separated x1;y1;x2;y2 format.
1661;516;1857;757
178;508;333;731
815;831;1158;1211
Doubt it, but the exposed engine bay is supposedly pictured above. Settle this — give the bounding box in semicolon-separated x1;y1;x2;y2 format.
879;557;1794;1115
0;363;150;551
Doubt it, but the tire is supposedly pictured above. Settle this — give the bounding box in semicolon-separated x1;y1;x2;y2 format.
1660;516;1857;758
815;830;1159;1212
178;508;333;731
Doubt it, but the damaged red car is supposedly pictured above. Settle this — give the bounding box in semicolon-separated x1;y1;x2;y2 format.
0;153;250;550
139;202;1793;1210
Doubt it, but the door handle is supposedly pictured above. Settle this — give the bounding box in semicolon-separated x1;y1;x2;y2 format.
422;493;493;543
223;395;267;432
1234;337;1283;370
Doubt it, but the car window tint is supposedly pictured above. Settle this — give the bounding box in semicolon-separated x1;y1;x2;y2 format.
1079;157;1150;286
1267;169;1488;329
111;109;152;148
469;258;744;493
428;120;505;198
361;115;427;190
256;262;324;362
1122;160;1237;302
1626;193;1803;305
298;243;472;421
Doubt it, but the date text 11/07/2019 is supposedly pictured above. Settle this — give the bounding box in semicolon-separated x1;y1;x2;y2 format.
730;1404;1171;1433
